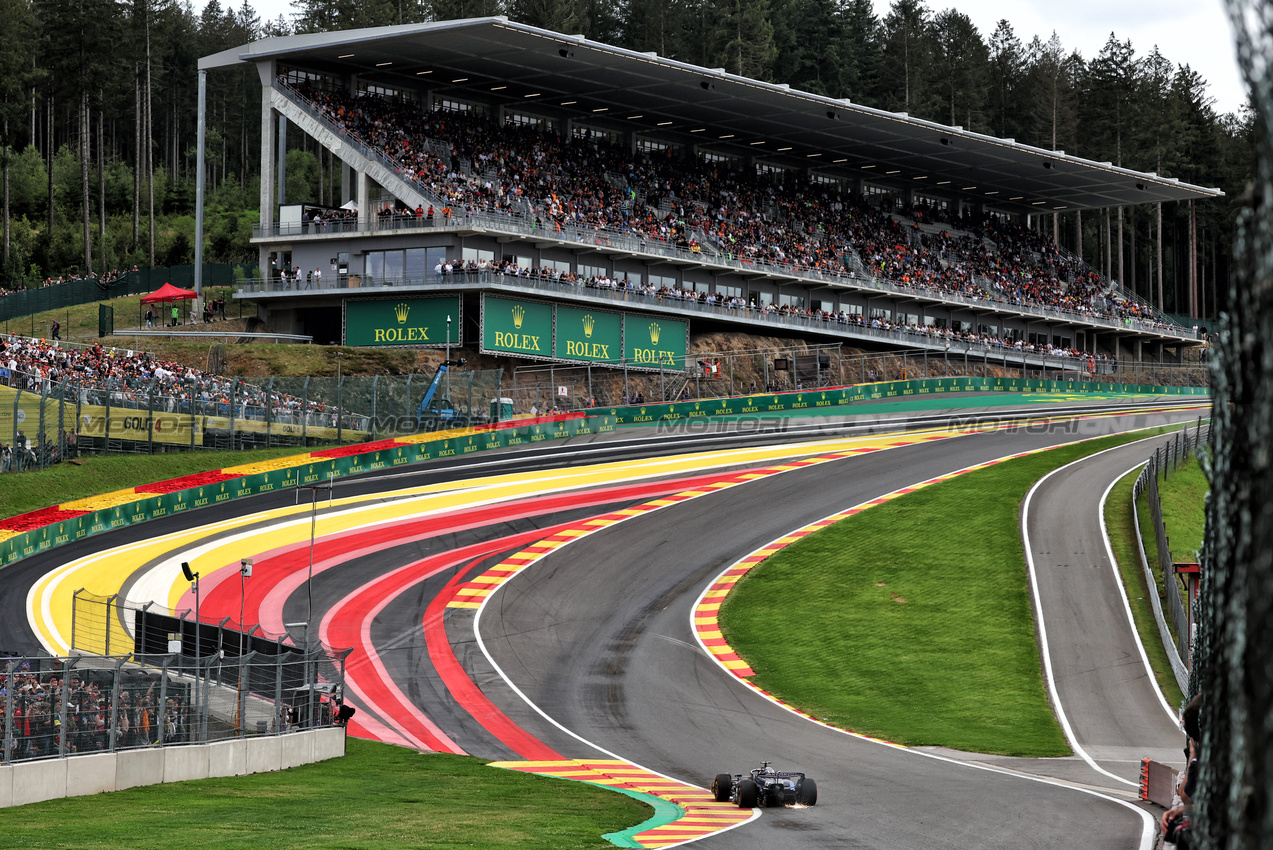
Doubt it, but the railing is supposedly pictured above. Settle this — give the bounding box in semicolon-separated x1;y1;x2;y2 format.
238;269;1205;374
1131;419;1209;682
265;83;1195;342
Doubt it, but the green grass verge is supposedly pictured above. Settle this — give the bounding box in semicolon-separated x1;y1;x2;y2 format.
2;739;650;849
1104;468;1187;709
719;430;1177;757
2;447;304;519
1133;452;1209;656
1158;455;1208;560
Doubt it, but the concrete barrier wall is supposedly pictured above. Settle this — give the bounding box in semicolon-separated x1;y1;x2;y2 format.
0;727;345;809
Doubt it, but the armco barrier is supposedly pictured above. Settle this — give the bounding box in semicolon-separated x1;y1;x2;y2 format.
0;414;616;570
0;727;345;809
600;376;1210;425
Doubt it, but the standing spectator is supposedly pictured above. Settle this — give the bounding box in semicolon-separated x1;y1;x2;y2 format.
313;267;322;288
170;304;179;327
145;307;154;328
50;320;60;340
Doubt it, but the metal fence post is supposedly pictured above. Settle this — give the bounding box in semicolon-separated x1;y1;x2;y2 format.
105;593;119;655
108;658;126;752
3;659;16;764
158;655;171;745
58;658;73;756
302;377;310;447
275;644;285;734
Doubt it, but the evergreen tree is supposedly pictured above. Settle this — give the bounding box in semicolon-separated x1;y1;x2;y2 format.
1021;33;1079;153
708;0;776;79
877;0;932;116
0;0;43;278
928;8;987;129
623;0;688;59
770;0;849;95
1081;33;1137;165
987;19;1025;139
507;0;589;34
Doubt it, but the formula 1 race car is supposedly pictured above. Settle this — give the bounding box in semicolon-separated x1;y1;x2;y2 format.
711;762;818;808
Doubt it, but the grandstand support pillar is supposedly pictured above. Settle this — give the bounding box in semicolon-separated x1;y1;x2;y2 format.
277;114;288;206
258;61;277;237
341;162;351;205
1075;209;1082;260
357;170;370;229
194;69;207;297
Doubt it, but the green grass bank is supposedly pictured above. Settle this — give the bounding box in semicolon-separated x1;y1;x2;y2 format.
2;739;649;849
719;429;1183;757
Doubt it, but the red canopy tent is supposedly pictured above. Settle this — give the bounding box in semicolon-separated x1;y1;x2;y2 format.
140;283;197;303
141;282;198;328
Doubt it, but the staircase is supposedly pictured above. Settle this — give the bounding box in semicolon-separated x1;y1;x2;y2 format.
271;84;439;212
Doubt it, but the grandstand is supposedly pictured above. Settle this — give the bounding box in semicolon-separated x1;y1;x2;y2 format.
196;18;1221;368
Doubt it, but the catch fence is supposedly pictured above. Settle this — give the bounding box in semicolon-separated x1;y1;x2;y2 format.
1132;419;1209;675
1;366;507;473
2;640;346;767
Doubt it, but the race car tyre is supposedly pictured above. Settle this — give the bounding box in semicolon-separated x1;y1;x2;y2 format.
737;779;759;809
796;777;818;806
712;773;733;803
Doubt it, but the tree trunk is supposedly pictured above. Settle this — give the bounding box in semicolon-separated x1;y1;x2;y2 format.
3;118;10;273
1156;202;1164;310
147;26;155;267
1129;206;1136;296
81;92;91;274
133;64;140;250
1075;209;1082;263
98;103;106;274
1116;205;1123;286
47;89;54;244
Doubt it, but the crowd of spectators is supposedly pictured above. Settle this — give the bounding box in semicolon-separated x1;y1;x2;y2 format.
414;258;1110;363
1;333;366;472
292;82;1180;333
1;268;137;301
0;658;192;760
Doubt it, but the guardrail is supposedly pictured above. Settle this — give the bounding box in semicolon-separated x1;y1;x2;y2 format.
1131;420;1209;689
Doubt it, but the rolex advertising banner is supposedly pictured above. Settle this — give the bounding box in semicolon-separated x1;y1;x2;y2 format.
554;306;622;364
344;296;461;347
482;295;553;358
623;314;688;370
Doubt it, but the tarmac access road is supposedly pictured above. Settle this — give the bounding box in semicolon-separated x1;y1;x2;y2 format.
1018;437;1188;785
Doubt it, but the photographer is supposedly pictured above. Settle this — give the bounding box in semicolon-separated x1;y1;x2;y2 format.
1161;693;1203;848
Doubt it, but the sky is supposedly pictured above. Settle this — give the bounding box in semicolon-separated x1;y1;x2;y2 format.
243;0;1249;117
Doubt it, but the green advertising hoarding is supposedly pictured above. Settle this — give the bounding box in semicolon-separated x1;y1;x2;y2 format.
482;295;553;358
344;296;461;347
554;305;622;364
623;313;688;370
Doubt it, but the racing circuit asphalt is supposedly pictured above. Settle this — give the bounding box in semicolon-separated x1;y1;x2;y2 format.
0;397;1204;848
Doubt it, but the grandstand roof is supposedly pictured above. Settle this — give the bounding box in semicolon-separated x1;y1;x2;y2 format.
201;17;1222;216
